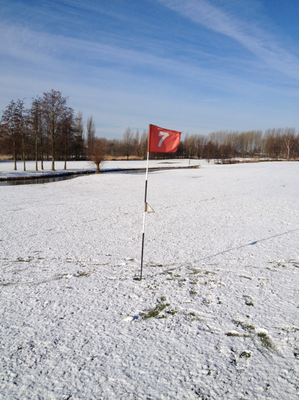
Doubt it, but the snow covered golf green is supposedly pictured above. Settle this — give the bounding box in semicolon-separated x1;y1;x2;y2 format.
1;160;299;399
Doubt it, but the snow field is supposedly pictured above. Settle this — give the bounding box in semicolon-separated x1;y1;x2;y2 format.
0;161;299;399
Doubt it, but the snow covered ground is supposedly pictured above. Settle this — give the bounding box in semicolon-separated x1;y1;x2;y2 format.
0;160;299;399
0;159;199;180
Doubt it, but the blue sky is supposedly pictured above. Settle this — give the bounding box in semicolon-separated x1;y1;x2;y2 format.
1;0;299;139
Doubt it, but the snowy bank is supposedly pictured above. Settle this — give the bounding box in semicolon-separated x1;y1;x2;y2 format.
0;159;200;181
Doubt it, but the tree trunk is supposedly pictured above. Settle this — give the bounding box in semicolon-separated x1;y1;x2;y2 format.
35;133;38;171
22;137;26;171
13;140;17;170
64;150;67;170
51;132;55;171
40;134;44;170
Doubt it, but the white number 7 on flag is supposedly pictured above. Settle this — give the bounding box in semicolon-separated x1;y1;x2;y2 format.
158;131;169;147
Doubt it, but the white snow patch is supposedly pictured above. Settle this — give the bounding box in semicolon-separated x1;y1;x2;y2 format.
0;160;299;399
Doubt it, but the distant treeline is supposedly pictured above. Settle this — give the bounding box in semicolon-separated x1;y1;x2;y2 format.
1;91;299;171
105;127;299;162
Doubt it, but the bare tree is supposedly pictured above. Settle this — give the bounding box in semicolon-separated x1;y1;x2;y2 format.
0;99;24;170
42;90;69;171
184;133;197;161
263;128;283;158
73;111;84;160
30;97;44;171
133;129;140;157
282;128;296;160
86;115;96;158
14;99;28;171
195;134;206;159
90;137;106;173
140;129;148;159
123;127;134;160
60;107;75;170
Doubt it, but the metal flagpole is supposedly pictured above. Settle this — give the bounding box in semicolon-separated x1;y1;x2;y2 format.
140;126;151;280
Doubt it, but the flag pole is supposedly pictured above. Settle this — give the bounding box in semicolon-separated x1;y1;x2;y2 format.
140;125;151;280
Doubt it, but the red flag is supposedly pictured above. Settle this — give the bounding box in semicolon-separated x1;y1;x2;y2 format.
148;124;181;153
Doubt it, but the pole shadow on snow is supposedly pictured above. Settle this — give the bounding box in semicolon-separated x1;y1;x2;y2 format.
197;227;299;263
143;228;299;278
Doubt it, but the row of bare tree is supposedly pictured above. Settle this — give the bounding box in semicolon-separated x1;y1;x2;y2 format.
0;90;90;171
101;127;299;161
1;91;299;172
181;129;299;161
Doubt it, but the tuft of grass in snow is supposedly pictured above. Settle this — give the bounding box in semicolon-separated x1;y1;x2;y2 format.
243;295;254;306
140;297;170;320
140;303;169;320
226;332;251;338
187;267;201;275
294;348;299;359
75;271;91;278
269;260;289;269
148;263;163;268
234;320;255;332
257;332;275;349
13;258;33;263
279;326;299;333
166;309;177;315
190;290;197;296
240;351;251;358
232;323;277;351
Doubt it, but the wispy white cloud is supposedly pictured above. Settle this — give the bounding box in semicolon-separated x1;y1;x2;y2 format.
159;0;299;81
1;1;299;137
1;20;289;99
